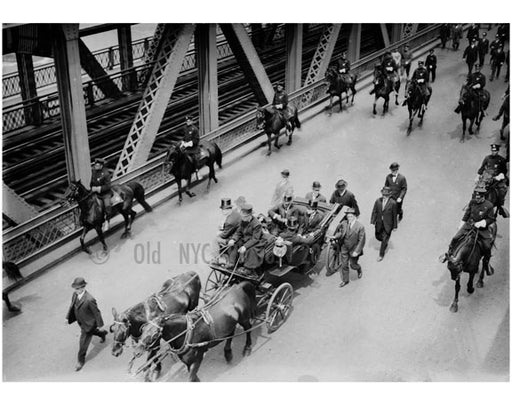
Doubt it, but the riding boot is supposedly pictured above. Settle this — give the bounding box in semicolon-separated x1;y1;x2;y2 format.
454;104;461;114
483;253;494;276
369;88;375;95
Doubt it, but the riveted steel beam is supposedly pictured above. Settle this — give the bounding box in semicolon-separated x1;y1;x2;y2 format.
402;24;419;39
78;39;123;99
52;24;91;186
2;182;39;225
117;26;137;92
16;53;41;125
196;24;219;134
220;23;273;105
390;23;403;44
285;24;303;93
380;23;391;48
304;24;342;87
347;23;362;62
114;24;195;177
144;23;166;65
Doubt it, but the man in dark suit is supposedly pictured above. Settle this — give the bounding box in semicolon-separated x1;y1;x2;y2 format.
425;49;437;82
66;277;107;371
384;162;408;222
463;38;480;75
371;187;398;261
211;198;241;264
329;179;360;216
478;31;490;66
466;23;479;46
333;208;366;287
268;193;304;234
300;200;325;234
305;181;327;203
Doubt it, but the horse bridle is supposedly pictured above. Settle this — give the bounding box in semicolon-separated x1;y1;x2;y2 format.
111;319;132;347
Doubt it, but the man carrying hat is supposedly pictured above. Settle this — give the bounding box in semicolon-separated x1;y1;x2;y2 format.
270;169;294;207
226;204;266;272
66;277;107;371
268;192;303;234
90;158;113;231
305;181;327;203
384;162;408;222
211;198;241;265
476;144;509;217
329;179;360;216
371;186;398;261
443;186;495;264
300;200;325;234
332;207;366;287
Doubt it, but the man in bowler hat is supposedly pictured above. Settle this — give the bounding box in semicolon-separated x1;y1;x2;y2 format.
371;187;398;261
66;277;107;371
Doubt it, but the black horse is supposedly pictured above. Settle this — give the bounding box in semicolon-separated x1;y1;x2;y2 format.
457;85;491;142
134;281;256;382
324;66;358;114
475;173;509;218
372;67;400;115
110;272;201;378
164;141;222;203
64;180;152;253
444;224;497;313
256;106;301;156
404;80;428;134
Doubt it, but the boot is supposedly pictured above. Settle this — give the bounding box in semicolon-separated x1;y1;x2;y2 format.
454;105;461;114
369;88;375;95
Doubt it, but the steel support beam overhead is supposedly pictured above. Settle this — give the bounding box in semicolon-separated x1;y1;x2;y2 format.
195;24;219;134
114;24;195;177
402;24;419;39
52;24;91;186
78;39;123;99
220;23;273;105
16;53;41;125
285;24;303;92
347;23;362;62
2;182;39;225
117;25;137;92
380;23;391;48
390;23;403;44
304;24;342;87
143;23;166;64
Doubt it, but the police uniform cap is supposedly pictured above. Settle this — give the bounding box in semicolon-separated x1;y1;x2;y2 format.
474;186;487;195
281;169;290;176
286;216;299;229
274;82;284;88
418;60;424;65
345;207;357;215
491;143;501;151
312;181;321;189
389;162;400;170
93;157;107;165
240;204;253;214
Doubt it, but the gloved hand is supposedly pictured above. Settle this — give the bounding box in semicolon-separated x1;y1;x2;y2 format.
227;239;235;247
495;173;505;181
474;219;487;228
92;186;100;193
238;246;246;254
397;198;402;203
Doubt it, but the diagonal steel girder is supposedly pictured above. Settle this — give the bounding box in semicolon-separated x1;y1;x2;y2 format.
2;182;39;225
114;24;195;178
402;24;419;39
220;23;273;105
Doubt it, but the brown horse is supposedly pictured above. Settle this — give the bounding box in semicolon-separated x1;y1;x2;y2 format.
456;85;490;142
324;66;358;114
134;281;257;382
256;106;301;156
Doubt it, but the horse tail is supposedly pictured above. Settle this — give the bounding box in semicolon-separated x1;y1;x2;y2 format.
128;181;153;212
2;261;23;281
239;281;257;319
213;142;223;169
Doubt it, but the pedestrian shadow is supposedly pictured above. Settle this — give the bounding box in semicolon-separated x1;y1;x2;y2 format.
446;124;480;142
85;336;109;363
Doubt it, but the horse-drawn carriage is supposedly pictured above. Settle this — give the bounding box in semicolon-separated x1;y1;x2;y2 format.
204;197;347;333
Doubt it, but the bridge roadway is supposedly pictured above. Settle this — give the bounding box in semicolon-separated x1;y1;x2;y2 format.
3;40;509;382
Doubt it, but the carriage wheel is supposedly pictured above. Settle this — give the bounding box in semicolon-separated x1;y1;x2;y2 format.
326;244;342;273
204;269;228;301
266;283;293;334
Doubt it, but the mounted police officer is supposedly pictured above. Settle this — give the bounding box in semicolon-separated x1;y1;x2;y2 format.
443;186;495;265
90;157;112;231
181;116;201;175
272;82;289;123
476;143;509;217
454;63;487;114
403;60;431;108
337;51;354;85
381;51;400;88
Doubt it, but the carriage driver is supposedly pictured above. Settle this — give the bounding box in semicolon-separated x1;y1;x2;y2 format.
455;63;487;114
90;158;112;230
442;186;495;263
272;82;289;122
226;204;267;274
181;116;201;173
210;198;241;265
476;144;509;217
403;60;431;107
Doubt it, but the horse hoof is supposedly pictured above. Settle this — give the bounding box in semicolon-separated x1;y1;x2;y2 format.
373;110;377;115
467;286;474;294
189;192;196;198
213;178;218;183
225;350;233;363
449;304;458;313
121;233;127;239
243;346;252;357
266;150;272;156
476;280;484;288
286;140;292;146
274;144;281;150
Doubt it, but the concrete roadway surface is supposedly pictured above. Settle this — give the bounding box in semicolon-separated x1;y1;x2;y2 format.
2;39;509;383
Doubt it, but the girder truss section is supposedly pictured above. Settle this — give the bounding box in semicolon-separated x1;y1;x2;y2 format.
144;23;166;64
114;24;195;178
2;182;39;225
402;24;419;39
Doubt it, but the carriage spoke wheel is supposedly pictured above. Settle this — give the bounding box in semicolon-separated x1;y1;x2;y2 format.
326;244;342;273
266;283;293;334
204;269;228;301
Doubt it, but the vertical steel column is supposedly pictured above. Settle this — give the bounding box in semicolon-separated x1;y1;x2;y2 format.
16;53;41;125
117;25;136;92
52;24;91;186
347;23;362;62
380;23;391;47
114;24;195;177
390;23;403;44
220;24;273;105
285;24;303;92
195;24;219;134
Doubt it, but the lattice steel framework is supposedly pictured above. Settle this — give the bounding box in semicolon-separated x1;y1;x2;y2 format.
402;24;419;39
2;182;39;225
144;23;167;64
114;24;196;177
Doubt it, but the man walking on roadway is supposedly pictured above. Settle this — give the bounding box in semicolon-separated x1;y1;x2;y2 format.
329;179;360;216
371;186;398;262
463;38;479;76
384;162;408;223
66;277;107;372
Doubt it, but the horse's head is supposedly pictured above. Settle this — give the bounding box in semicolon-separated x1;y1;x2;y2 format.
256;107;267;130
325;66;337;82
133;317;164;357
164;143;182;171
110;307;131;357
63;180;87;204
446;229;477;280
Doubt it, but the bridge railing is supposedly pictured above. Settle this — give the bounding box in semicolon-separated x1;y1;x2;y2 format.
2;24;442;268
